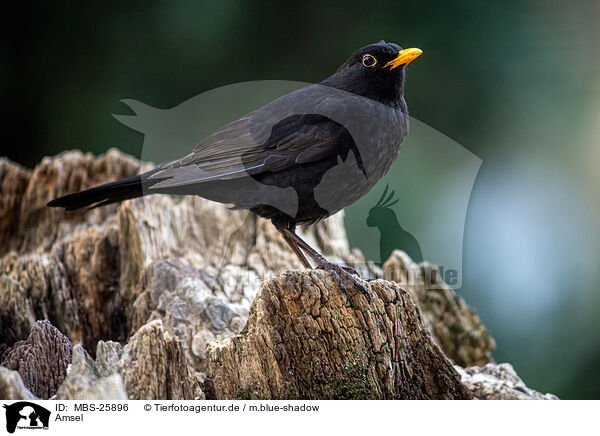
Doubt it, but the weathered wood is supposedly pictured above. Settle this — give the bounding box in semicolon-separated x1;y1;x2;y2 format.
206;270;472;399
1;320;72;399
383;251;496;367
456;363;558;400
57;320;204;400
0;368;37;400
0;149;556;400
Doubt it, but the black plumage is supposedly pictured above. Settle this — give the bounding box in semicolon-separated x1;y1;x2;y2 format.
48;41;422;297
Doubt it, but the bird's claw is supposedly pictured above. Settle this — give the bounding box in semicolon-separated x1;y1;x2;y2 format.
340;265;360;276
316;261;371;301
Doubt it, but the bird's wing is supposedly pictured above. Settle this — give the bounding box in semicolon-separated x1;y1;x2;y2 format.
147;89;351;190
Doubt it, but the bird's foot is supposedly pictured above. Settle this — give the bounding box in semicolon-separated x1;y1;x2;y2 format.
340;264;360;276
315;260;370;300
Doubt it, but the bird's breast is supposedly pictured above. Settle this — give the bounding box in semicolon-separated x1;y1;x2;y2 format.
311;107;408;217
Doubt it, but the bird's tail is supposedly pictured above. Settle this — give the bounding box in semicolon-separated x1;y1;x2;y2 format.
47;172;154;210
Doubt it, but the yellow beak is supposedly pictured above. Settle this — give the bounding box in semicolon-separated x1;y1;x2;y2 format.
384;48;423;69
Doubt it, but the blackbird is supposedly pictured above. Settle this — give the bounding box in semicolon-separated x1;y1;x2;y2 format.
48;41;422;298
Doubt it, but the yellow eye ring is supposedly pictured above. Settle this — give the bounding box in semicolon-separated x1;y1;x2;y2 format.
362;54;377;68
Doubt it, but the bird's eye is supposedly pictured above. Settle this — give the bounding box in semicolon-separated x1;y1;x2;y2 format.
362;54;377;68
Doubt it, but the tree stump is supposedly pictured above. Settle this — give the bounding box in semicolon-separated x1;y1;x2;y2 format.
206;270;472;399
0;149;557;400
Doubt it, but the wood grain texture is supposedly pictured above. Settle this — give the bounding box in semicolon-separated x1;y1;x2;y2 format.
0;149;555;400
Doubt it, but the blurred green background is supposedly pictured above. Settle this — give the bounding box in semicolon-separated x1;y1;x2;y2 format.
2;0;599;398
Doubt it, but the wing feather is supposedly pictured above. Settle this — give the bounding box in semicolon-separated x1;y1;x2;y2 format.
148;87;348;191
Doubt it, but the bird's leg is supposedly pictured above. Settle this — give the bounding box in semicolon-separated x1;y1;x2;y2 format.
276;227;312;269
277;226;370;299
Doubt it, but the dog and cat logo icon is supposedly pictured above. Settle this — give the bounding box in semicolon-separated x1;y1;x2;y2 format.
2;402;50;433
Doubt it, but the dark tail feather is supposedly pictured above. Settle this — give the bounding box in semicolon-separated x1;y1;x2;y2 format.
47;174;150;210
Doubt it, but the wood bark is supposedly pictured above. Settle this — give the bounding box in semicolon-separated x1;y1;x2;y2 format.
1;320;71;399
0;150;556;400
205;270;471;399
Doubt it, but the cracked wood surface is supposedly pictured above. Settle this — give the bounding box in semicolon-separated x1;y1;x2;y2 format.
0;149;556;400
206;270;472;399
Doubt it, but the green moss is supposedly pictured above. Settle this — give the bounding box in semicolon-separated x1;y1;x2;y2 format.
333;360;373;400
236;385;258;400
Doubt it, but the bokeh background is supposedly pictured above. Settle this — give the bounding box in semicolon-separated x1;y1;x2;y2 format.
2;0;599;399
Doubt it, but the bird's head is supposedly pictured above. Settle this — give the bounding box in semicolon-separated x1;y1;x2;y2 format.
322;41;422;106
